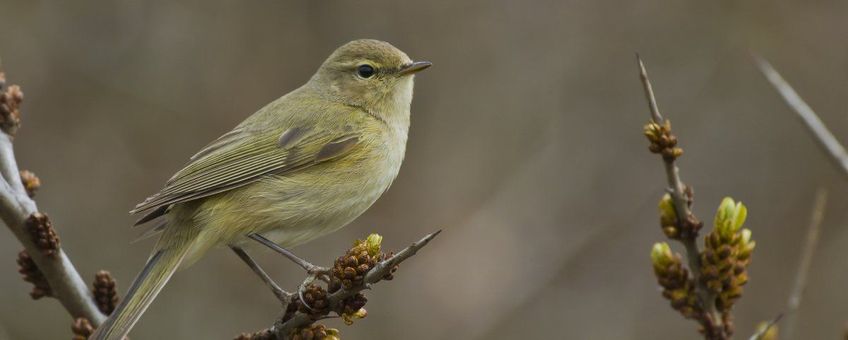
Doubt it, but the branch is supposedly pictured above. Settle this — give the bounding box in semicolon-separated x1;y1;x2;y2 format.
637;55;727;338
783;188;827;339
0;70;107;325
749;314;783;340
239;231;441;340
753;55;848;178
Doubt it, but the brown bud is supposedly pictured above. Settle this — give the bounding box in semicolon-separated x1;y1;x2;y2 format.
0;77;23;135
93;270;119;315
16;250;51;299
71;318;94;340
25;212;60;257
19;170;40;198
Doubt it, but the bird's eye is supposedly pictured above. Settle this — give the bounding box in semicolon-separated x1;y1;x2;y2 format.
357;64;375;78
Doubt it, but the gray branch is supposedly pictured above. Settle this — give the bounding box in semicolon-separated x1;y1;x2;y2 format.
0;75;106;325
753;55;848;178
637;55;725;335
784;188;826;340
267;230;441;340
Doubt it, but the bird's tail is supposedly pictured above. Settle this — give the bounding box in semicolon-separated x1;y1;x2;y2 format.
90;241;192;340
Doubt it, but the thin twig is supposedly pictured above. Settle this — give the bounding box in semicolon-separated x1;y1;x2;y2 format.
269;230;441;339
749;313;784;340
753;55;848;178
0;72;106;325
784;188;827;340
637;55;724;335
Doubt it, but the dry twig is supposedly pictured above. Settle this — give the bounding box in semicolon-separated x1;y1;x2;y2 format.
637;55;727;338
753;56;848;178
783;188;827;339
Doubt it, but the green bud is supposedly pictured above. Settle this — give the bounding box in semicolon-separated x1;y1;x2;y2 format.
325;328;341;340
737;228;756;258
651;242;674;270
643;123;662;140
715;197;747;237
365;234;382;256
342;308;368;325
659;194;677;225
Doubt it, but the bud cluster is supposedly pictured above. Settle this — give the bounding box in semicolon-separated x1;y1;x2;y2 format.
651;243;701;319
290;324;340;340
71;318;94;340
19;170;40;198
643;120;683;161
700;198;755;313
0;71;22;135
93;270;119;315
25;212;60;257
658;192;703;240
16;250;51;299
331;234;387;290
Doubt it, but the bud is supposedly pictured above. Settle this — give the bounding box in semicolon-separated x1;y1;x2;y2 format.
714;197;747;238
651;242;674;271
737;229;756;260
365;234;382;256
643;122;662;141
325;328;341;340
342;308;368;325
659;194;677;225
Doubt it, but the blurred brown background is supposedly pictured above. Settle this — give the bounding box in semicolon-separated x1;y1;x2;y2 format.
0;1;846;339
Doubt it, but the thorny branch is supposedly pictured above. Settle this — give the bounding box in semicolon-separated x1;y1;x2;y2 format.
238;231;441;340
0;70;108;325
637;56;728;339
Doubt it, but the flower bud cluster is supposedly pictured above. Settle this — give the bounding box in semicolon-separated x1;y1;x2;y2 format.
651;242;700;319
700;198;755;312
643;120;683;161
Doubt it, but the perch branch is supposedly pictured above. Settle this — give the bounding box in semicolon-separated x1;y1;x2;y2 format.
242;230;441;340
637;55;726;337
753;55;848;178
0;70;106;325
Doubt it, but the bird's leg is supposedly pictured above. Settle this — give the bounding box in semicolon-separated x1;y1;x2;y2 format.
230;245;291;304
248;234;331;279
248;234;333;312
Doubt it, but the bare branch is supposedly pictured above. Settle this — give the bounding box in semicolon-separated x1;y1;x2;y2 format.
637;55;725;337
0;71;106;325
364;230;441;284
753;55;848;178
240;230;441;340
784;188;827;339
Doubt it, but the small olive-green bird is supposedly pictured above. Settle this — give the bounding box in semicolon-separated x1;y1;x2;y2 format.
91;39;431;339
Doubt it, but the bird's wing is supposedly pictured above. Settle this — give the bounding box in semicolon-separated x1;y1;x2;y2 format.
131;123;360;223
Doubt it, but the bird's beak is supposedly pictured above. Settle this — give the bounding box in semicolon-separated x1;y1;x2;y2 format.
398;61;432;76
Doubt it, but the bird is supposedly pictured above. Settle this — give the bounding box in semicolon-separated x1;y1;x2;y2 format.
90;39;431;339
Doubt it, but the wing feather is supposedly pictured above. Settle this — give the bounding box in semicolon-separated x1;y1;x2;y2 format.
131;125;360;219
